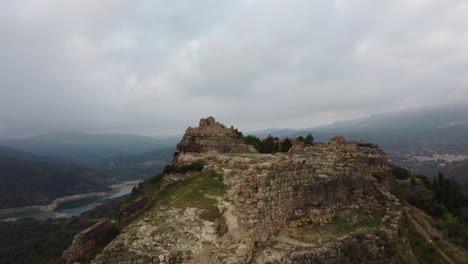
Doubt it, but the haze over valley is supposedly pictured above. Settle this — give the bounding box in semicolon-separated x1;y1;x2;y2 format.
0;1;468;263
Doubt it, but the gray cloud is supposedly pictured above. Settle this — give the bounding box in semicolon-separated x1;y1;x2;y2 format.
0;0;467;137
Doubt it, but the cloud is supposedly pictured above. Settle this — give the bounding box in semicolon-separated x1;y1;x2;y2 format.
0;0;467;137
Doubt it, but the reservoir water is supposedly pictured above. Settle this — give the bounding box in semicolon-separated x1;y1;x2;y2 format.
0;184;136;221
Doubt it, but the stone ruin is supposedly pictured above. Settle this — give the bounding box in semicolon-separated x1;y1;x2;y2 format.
90;117;404;264
176;116;256;154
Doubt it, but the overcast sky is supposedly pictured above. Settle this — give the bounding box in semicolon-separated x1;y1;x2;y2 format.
1;0;467;137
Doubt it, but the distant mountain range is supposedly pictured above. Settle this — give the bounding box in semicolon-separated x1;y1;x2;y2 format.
250;104;468;155
0;132;179;164
250;104;468;192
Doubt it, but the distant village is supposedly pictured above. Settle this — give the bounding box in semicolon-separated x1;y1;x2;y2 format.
411;153;468;163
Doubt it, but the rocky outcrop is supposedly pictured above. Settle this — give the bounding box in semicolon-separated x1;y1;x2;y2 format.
176;117;256;154
92;118;405;264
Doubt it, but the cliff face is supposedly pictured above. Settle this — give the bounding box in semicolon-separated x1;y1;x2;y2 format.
91;117;405;264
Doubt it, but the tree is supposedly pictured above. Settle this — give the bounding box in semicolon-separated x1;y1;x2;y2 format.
261;135;278;154
303;134;314;145
281;138;292;152
243;135;263;152
390;164;410;180
297;136;304;142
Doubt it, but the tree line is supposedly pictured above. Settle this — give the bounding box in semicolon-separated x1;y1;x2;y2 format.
392;165;468;248
239;133;314;154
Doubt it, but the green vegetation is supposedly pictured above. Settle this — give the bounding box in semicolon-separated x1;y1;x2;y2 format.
391;164;411;180
0;216;96;264
287;209;385;243
79;222;121;262
297;133;314;145
157;170;227;221
396;167;468;249
281;138;292;152
243;135;263;152
261;135;279;153
402;213;444;264
0;148;109;209
329;209;385;235
233;128;243;139
243;134;292;153
0;162;168;264
163;160;205;174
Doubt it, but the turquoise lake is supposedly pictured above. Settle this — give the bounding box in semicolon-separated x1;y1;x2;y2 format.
0;184;136;221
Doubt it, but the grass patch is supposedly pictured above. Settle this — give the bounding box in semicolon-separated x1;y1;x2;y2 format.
163;160;205;174
402;212;444;264
157;170;226;221
286;209;385;243
322;209;385;236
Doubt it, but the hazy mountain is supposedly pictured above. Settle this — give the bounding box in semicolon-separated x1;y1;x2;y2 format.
250;105;468;192
251;105;468;154
94;147;175;180
249;128;300;139
314;104;468;134
0;147;109;209
0;132;180;164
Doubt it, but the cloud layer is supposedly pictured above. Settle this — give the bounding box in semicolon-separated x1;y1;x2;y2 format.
1;0;467;137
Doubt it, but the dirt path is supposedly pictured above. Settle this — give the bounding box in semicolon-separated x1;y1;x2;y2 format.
403;206;455;264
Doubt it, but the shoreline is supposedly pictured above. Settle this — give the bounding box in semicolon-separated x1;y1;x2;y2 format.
0;180;142;216
108;180;142;189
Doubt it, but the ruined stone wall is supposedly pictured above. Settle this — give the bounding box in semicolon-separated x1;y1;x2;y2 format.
276;182;403;264
213;144;394;262
92;141;399;264
233;145;389;233
176;116;256;154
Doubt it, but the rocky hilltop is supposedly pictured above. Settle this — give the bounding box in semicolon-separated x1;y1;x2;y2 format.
176;116;256;154
89;117;409;264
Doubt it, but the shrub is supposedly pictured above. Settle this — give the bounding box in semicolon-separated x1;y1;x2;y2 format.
163;160;205;174
390;164;410;180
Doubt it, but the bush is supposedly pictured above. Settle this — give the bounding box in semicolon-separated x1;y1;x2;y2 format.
390;164;410;180
243;135;263;152
163;161;205;174
101;223;120;245
281;138;292;152
261;135;279;153
303;134;314;145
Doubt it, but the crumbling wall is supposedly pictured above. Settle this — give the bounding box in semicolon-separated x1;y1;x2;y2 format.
211;144;394;263
91;125;401;264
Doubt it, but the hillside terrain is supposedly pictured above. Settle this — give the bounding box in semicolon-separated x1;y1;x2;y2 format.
65;117;414;263
2;116;466;263
0;147;109;209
